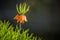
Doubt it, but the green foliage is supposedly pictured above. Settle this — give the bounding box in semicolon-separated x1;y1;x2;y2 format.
0;20;41;40
16;2;30;14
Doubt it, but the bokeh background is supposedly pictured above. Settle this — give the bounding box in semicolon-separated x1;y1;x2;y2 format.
0;0;60;40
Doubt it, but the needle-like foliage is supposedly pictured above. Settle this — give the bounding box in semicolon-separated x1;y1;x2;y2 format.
0;20;41;40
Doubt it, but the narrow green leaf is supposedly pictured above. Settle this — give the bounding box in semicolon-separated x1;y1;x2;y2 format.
16;4;20;14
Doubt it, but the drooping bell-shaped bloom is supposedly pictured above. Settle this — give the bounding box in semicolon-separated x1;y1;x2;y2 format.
14;14;27;23
14;2;30;23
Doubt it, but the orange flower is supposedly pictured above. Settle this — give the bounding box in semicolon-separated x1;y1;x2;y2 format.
14;14;27;23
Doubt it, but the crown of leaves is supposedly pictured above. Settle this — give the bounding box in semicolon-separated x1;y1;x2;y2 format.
16;2;30;14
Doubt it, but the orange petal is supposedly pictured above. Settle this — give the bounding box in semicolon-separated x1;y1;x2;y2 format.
14;14;27;23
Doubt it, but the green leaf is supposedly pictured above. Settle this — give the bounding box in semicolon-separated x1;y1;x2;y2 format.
25;6;30;14
16;2;30;14
16;4;20;14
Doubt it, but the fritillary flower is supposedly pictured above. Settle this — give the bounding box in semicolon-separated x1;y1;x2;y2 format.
14;14;27;23
14;2;30;24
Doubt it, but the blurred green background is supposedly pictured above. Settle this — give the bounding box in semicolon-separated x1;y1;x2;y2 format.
0;0;60;40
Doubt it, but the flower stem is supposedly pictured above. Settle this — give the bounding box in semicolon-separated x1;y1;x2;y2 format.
19;23;21;29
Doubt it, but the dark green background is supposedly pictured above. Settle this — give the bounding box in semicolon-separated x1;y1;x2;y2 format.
0;0;60;40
